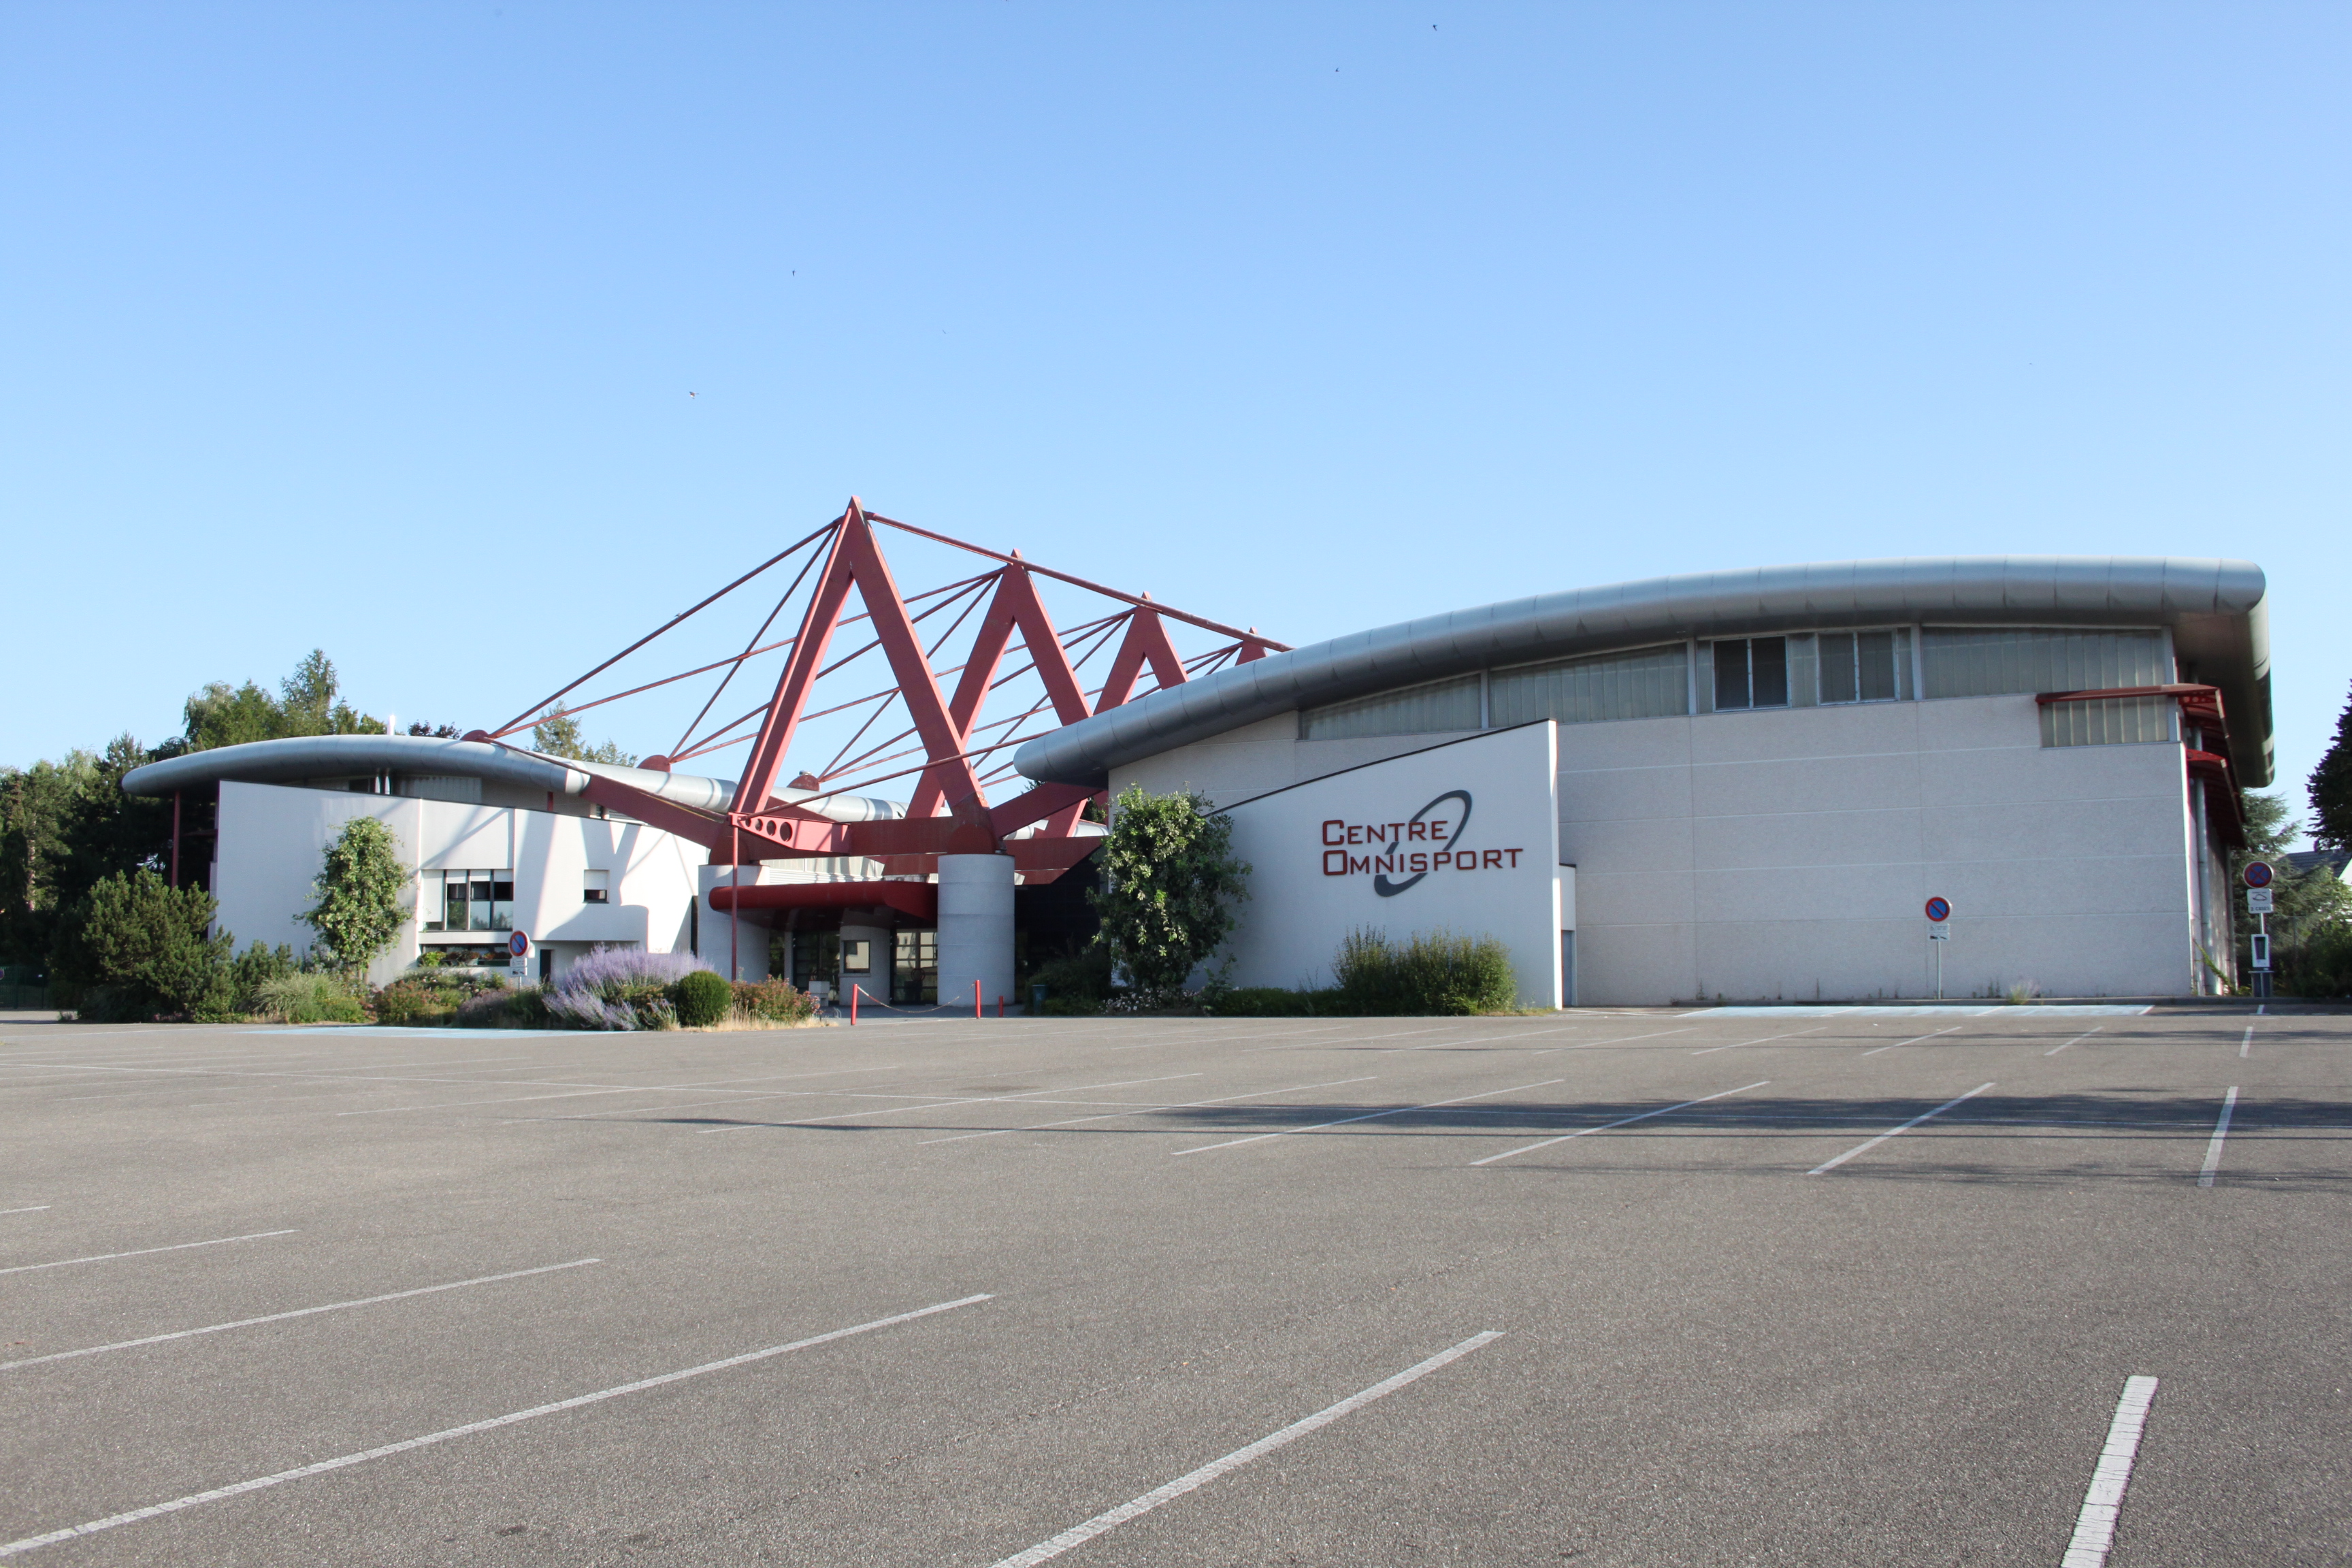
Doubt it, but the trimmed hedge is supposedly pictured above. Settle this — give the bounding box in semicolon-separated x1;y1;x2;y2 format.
674;968;734;1027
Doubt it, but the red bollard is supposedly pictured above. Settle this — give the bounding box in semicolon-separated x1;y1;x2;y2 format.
996;995;1004;1018
973;979;981;1019
850;985;858;1026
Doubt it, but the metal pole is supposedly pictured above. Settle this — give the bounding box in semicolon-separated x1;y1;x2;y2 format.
729;825;740;983
1936;939;1944;1001
170;791;181;887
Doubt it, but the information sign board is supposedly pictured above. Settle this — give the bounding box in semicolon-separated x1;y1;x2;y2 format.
2247;888;2275;914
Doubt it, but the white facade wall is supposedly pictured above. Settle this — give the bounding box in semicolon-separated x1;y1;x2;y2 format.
212;782;705;987
1114;694;2207;1005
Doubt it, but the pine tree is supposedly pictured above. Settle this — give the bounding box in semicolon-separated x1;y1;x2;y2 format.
2312;681;2352;851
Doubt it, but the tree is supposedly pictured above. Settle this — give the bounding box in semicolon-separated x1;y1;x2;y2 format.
302;817;411;979
0;751;99;970
2313;681;2352;851
183;649;385;751
2234;791;2352;987
530;705;636;766
1088;785;1251;994
49;868;234;1021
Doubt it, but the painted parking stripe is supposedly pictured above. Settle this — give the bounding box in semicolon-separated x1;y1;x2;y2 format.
2059;1375;2159;1567
2238;1025;2253;1059
2045;1027;2102;1056
0;1258;600;1371
1860;1026;1961;1058
0;1230;295;1277
1172;1080;1566;1156
1690;1026;1827;1056
988;1331;1502;1568
698;1075;1206;1134
919;1077;1382;1145
0;1206;50;1216
1529;1026;1698;1056
1806;1084;1995;1175
0;1292;991;1559
2197;1087;2238;1188
1471;1081;1771;1166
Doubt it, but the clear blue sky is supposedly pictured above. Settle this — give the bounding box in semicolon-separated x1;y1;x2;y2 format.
6;5;2347;819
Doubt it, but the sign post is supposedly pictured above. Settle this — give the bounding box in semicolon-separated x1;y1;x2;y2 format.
1925;897;1952;1000
508;930;531;982
2244;863;2275;998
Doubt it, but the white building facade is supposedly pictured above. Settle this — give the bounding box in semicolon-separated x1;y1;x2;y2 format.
1015;557;2270;1006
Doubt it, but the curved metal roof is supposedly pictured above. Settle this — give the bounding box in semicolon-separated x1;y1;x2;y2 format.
1013;555;2272;787
120;734;908;821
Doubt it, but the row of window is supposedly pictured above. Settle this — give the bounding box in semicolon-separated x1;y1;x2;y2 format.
1298;626;2171;740
421;868;514;933
419;868;617;932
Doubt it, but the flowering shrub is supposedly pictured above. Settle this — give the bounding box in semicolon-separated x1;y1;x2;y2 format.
543;947;711;1032
733;977;821;1025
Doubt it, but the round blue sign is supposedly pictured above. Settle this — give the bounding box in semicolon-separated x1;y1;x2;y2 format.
1924;897;1952;922
2244;862;2274;889
509;931;530;958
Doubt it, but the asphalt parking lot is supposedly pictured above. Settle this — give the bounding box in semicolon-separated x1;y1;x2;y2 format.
1;1002;2345;1566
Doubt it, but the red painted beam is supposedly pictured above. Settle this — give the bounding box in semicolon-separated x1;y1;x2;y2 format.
708;880;940;922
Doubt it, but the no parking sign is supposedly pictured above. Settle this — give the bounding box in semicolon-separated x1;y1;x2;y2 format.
508;930;530;975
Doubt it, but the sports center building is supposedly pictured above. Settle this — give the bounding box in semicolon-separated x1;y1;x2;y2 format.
126;514;2268;1008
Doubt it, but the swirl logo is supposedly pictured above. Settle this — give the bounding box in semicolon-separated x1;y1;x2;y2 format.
1375;789;1471;898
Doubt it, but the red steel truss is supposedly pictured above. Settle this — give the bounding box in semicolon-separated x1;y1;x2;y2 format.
474;500;1281;882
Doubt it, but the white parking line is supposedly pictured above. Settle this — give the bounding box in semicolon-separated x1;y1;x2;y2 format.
1690;1026;1827;1056
1171;1079;1565;1156
0;1229;296;1277
2239;1026;2253;1059
2197;1086;2238;1188
0;1292;991;1559
336;1062;921;1116
2045;1027;2103;1056
987;1331;1502;1568
2059;1375;2159;1567
918;1077;1382;1145
0;1206;50;1216
1860;1026;1961;1058
1470;1081;1771;1166
1529;1026;1698;1056
696;1075;1205;1134
1806;1084;1995;1175
0;1259;601;1371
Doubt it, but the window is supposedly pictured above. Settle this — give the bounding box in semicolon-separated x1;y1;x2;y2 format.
583;869;610;905
1300;674;1482;741
1710;637;1788;711
841;938;871;975
2041;695;2178;748
429;869;513;932
892;929;938;1006
1921;628;2168;699
1489;643;1689;727
1818;629;1910;704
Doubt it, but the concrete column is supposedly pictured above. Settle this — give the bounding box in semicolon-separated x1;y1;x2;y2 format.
840;919;894;1007
936;854;1015;1013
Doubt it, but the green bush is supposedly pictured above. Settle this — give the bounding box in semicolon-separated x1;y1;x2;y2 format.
1091;785;1250;992
251;972;368;1024
1202;985;1343;1017
374;975;469;1026
732;977;820;1025
1333;928;1518;1015
457;985;551;1028
674;968;734;1027
228;942;297;1012
1030;946;1114;1009
2290;923;2352;997
50;868;235;1022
